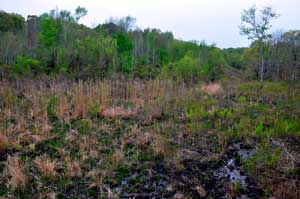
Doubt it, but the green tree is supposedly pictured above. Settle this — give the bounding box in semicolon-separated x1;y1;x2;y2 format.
113;32;134;73
162;51;200;82
14;56;42;75
239;5;278;84
201;48;225;81
0;11;25;32
38;14;60;48
74;6;87;23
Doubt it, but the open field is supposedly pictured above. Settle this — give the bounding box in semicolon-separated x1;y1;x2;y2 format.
0;79;300;198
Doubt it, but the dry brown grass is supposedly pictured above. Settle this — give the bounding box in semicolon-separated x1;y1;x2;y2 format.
34;156;57;178
72;81;90;119
54;95;71;122
201;82;223;95
78;136;99;161
3;108;14;120
31;134;48;144
66;160;82;178
111;149;124;165
0;133;9;153
0;126;19;151
100;106;138;119
126;129;167;156
16;115;27;134
0;78;192;123
5;156;27;190
29;94;48;124
266;175;300;199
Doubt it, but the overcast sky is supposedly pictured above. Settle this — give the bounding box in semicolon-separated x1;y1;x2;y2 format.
1;0;300;48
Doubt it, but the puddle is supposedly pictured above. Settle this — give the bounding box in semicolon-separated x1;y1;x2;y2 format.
215;158;247;189
214;144;256;191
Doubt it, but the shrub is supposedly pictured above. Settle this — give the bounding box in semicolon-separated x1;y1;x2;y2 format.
255;123;264;138
199;48;225;81
273;119;300;137
13;56;42;75
47;96;58;121
243;143;281;177
88;103;100;117
79;118;92;134
186;103;208;121
237;96;247;103
216;108;233;119
161;51;200;82
56;47;71;73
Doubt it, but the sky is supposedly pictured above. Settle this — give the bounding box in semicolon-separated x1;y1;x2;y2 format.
1;0;300;48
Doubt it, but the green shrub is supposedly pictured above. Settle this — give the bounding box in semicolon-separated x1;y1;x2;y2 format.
263;82;287;94
237;117;252;136
273;119;300;137
243;142;281;177
88;103;100;117
216;108;233;118
199;48;225;81
237;96;247;103
161;51;200;82
186;103;208;121
47;96;58;121
79;118;92;134
255;123;264;138
0;88;17;108
56;47;71;73
14;56;42;75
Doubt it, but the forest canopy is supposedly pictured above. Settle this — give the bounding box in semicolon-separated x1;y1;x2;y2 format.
0;6;299;82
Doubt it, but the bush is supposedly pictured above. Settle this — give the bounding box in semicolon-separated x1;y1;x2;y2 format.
56;47;71;73
200;48;225;81
243;142;281;177
161;51;200;82
14;56;42;75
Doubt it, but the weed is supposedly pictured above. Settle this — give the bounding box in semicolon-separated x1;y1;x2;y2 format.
66;160;82;178
34;156;57;179
88;102;100;117
243;142;281;178
5;156;27;191
78;118;92;134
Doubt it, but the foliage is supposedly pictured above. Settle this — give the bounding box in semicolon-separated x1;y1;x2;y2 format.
0;11;25;32
200;48;225;81
38;14;60;48
0;6;299;82
223;48;245;69
243;142;281;177
240;5;278;83
174;51;200;82
13;56;42;75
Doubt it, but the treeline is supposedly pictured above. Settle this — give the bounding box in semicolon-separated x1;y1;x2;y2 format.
242;31;300;81
0;7;299;82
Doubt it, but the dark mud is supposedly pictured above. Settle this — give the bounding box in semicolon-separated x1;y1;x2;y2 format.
113;141;263;199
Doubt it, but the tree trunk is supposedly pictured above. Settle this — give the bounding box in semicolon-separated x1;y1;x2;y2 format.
259;41;265;85
260;56;265;84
